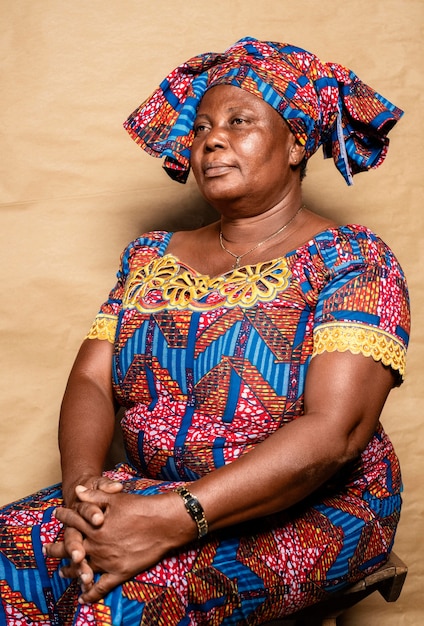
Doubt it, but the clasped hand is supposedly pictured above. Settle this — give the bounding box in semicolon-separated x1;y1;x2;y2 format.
44;478;192;604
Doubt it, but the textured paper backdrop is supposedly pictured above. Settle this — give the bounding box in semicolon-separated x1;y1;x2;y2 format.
1;1;423;623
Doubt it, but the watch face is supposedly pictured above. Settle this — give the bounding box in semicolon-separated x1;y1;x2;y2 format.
175;486;208;537
191;501;202;516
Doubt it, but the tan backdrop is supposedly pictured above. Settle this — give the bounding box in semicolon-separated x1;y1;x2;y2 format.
1;1;423;623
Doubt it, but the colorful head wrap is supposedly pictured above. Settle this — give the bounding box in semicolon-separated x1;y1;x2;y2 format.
124;37;403;185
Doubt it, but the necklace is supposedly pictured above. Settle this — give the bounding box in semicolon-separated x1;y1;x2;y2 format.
219;205;304;269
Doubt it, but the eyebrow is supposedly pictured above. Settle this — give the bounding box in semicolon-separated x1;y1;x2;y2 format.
195;106;257;118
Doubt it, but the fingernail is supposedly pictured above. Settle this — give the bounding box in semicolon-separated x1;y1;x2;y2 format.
78;596;91;605
59;570;65;579
72;550;80;562
76;485;88;492
92;512;103;525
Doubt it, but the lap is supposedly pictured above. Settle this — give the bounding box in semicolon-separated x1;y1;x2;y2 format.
0;466;400;625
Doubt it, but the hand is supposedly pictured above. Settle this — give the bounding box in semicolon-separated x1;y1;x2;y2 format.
64;474;124;511
47;485;196;603
69;476;124;525
45;477;124;592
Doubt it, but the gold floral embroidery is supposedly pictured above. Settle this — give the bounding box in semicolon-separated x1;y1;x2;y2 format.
312;322;406;377
86;314;117;343
122;254;291;312
218;260;291;306
162;271;213;307
124;256;180;308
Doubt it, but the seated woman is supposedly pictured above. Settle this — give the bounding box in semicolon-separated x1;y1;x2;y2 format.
0;37;410;625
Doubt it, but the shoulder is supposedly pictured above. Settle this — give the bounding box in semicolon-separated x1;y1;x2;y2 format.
287;224;408;302
308;224;405;276
123;230;172;254
119;231;173;272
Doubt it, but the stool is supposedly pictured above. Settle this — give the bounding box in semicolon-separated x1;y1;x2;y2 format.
264;551;407;626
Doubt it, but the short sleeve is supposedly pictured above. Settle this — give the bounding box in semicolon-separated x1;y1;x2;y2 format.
311;226;410;382
85;231;171;343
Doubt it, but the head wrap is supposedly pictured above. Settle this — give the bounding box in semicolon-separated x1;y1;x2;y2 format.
124;37;403;185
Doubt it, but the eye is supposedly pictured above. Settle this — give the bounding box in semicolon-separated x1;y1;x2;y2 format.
231;117;246;126
193;121;209;136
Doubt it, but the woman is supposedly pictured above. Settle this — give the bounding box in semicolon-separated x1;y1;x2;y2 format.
0;38;410;625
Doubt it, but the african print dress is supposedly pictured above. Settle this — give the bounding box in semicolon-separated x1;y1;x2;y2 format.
0;225;410;625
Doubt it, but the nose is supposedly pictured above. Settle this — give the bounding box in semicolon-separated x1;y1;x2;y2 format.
203;125;228;151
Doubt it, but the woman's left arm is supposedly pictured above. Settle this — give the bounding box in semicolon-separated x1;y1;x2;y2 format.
191;349;396;529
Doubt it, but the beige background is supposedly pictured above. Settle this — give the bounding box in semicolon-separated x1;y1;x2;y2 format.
1;1;422;623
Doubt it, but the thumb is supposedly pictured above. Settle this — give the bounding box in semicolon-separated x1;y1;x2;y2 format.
96;478;124;494
75;484;110;505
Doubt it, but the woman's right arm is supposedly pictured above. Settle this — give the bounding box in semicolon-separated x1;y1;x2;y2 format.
59;238;132;505
59;337;118;507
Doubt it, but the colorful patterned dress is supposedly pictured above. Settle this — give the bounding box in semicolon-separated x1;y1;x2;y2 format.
0;225;410;625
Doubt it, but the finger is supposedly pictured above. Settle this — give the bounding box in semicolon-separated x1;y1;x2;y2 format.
79;575;94;594
78;572;124;604
74;486;110;526
60;558;94;589
75;485;110;506
74;500;105;527
43;540;68;560
61;525;87;564
78;558;95;591
54;506;90;536
44;525;86;563
59;561;79;580
95;477;123;493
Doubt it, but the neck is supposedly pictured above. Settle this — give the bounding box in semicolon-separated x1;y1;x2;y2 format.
219;204;304;269
218;196;303;243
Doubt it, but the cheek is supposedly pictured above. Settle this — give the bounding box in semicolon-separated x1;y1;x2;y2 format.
241;138;287;180
237;137;270;172
189;144;202;179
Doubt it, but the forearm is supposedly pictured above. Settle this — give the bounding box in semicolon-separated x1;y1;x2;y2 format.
186;352;393;534
59;339;116;505
188;414;350;532
60;381;115;503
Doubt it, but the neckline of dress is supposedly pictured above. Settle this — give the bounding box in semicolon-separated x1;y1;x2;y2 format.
160;224;364;280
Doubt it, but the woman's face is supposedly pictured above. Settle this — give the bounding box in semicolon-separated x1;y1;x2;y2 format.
190;84;303;214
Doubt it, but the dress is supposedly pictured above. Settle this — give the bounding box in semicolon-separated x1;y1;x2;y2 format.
0;225;410;625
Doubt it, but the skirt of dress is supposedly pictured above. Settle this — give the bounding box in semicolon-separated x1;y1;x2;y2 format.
0;461;401;626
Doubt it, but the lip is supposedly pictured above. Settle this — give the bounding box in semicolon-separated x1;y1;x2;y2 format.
203;161;235;177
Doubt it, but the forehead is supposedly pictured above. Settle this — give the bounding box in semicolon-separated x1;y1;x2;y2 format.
197;84;277;117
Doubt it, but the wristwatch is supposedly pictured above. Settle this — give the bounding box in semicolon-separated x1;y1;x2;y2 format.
174;485;209;538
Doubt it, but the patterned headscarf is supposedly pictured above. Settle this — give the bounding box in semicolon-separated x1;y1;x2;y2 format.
124;37;403;185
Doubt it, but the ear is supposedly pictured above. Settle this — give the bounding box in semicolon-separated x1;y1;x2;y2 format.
289;142;306;166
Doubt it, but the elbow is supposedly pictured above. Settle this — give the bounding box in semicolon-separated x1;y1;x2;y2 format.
336;428;370;469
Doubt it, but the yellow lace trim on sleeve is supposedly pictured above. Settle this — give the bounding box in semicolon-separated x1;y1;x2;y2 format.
312;322;406;378
85;314;117;343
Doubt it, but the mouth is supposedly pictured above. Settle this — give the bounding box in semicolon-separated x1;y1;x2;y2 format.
203;162;235;177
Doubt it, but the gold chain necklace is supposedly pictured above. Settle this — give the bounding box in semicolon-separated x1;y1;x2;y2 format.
219;205;303;269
